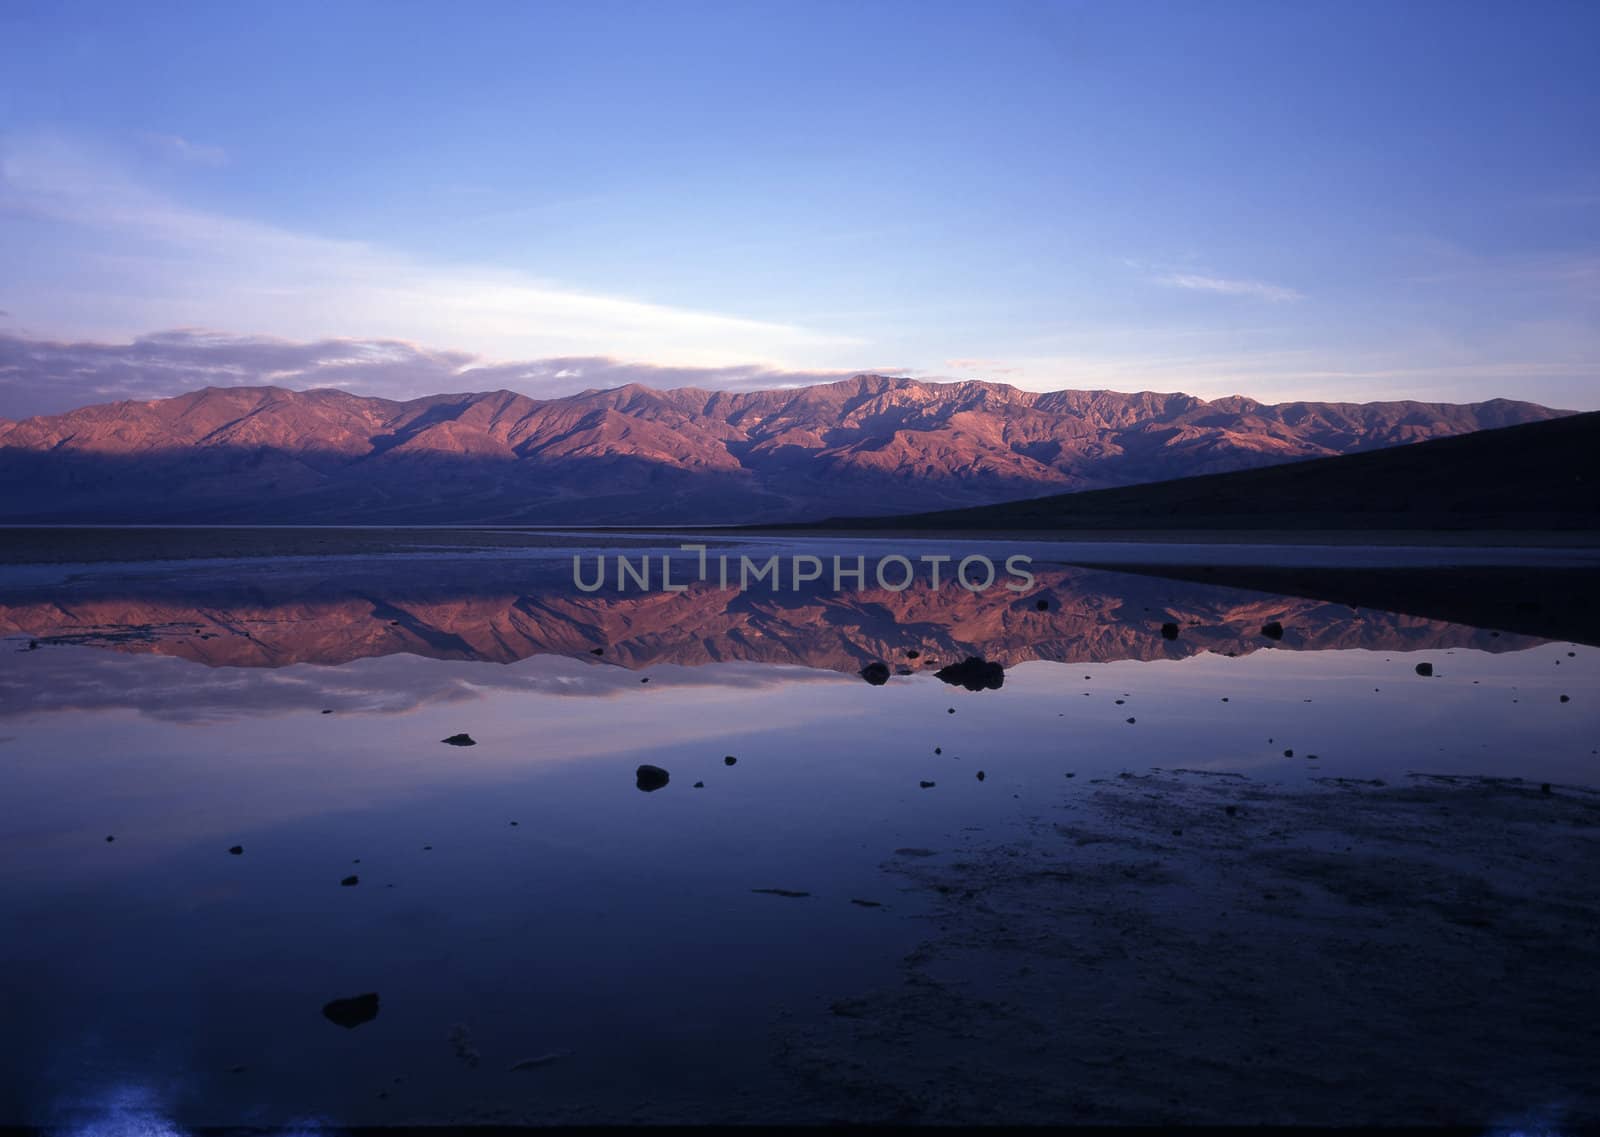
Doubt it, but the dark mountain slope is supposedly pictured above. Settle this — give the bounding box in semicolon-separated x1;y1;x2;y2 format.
814;411;1599;532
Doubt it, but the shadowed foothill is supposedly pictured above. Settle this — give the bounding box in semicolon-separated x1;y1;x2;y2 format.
817;411;1600;534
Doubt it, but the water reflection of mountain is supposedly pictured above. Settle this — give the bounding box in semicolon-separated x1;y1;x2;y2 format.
0;559;1537;673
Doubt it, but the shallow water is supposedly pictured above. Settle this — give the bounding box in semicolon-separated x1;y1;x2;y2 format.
0;532;1596;1127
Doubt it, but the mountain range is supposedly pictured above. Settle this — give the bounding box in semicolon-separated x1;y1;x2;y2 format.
0;376;1569;524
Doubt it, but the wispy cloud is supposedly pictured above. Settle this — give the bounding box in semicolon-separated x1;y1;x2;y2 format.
0;134;862;369
0;330;878;418
1154;273;1304;303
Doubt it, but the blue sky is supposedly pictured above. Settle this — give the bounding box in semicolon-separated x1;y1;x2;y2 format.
1;0;1597;413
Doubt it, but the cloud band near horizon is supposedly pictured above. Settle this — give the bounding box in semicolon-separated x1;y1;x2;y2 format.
0;329;1582;422
0;330;894;419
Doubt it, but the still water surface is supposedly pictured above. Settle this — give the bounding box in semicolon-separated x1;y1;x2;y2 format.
0;533;1595;1127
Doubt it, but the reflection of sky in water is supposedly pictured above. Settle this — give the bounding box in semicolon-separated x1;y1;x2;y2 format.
3;640;1596;1125
1;542;1596;1126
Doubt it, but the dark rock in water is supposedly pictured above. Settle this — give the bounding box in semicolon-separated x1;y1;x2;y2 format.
976;770;986;781
1560;694;1570;703
26;639;39;650
724;755;738;766
1415;662;1434;677
590;647;604;656
320;708;333;714
895;848;937;857
322;993;380;1029
859;661;891;685
919;780;936;789
693;781;704;789
906;649;920;659
105;835;114;843
751;888;810;898
935;656;1004;692
1542;783;1553;794
850;898;883;908
1284;749;1294;757
1035;598;1050;611
640;676;650;683
1225;805;1239;817
1126;717;1136;724
947;707;956;714
228;845;243;856
896;667;913;676
441;733;476;747
1261;621;1285;640
341;875;359;887
1160;622;1179;640
636;764;670;792
934;747;942;754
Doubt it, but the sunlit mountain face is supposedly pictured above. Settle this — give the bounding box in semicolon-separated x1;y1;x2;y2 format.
0;378;1567;524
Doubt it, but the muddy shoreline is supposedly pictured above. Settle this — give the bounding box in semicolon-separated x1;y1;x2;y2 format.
775;771;1600;1127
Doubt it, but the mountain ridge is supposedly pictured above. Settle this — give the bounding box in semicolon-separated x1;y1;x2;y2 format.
0;375;1571;523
